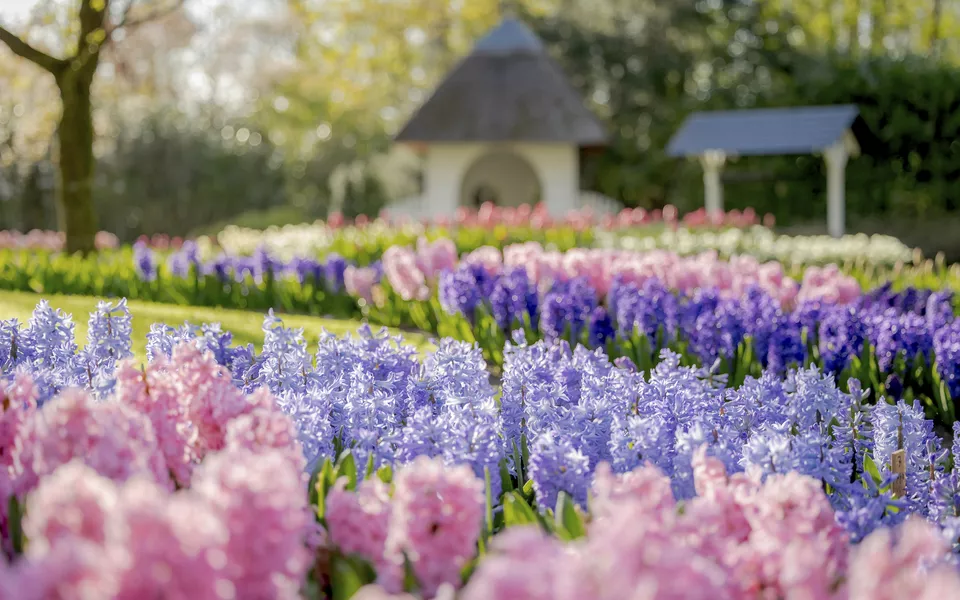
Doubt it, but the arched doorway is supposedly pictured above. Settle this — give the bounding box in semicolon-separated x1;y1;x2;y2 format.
459;151;541;208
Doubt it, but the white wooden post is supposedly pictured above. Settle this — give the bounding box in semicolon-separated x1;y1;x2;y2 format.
824;141;849;238
699;150;726;217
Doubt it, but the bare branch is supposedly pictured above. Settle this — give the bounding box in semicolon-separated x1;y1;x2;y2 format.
117;0;138;27
112;0;186;34
0;25;65;74
68;0;187;79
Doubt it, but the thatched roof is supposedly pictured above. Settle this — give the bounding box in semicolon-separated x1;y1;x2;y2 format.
395;18;608;146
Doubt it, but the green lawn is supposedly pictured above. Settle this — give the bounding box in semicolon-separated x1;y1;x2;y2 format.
0;290;434;362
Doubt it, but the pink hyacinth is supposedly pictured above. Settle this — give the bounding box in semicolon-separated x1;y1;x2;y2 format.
798;264;863;306
382;457;484;597
22;461;118;557
415;237;457;279
682;448;848;599
589;462;675;520
0;373;38;471
114;357;197;486
13;388;170;496
116;345;279;486
326;476;392;569
846;516;960;600
460;246;503;275
351;585;428;600
109;478;231;600
345;265;379;304
171;343;269;458
578;505;731;599
192;447;311;599
21;463;231;600
497;243;860;308
382;246;430;301
224;398;306;472
459;527;568;600
0;372;38;550
6;538;112;600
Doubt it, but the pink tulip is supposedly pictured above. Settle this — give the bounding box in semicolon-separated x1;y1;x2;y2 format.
345;266;380;303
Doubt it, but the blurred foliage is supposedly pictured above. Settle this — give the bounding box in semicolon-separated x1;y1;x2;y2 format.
93;114;287;239
528;1;960;225
2;0;960;241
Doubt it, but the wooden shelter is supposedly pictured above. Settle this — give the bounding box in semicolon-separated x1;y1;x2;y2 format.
667;105;868;237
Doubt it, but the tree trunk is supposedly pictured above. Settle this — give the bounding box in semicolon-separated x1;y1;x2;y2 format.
56;75;98;254
931;0;943;56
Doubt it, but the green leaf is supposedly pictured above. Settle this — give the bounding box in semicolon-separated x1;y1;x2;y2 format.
364;452;376;480
7;495;22;554
313;458;336;519
521;478;534;499
512;441;524;486
336;451;358;491
503;491;538;527
863;454;883;486
460;557;479;582
376;464;393;484
308;457;328;510
554;492;586;540
330;554;371;600
499;458;514;495
402;552;420;594
484;467;495;535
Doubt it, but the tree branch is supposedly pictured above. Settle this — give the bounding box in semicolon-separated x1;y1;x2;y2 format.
112;0;186;35
0;25;65;74
68;0;187;73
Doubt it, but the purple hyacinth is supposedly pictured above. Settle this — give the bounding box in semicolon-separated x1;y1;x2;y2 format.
818;305;866;374
439;263;491;322
489;267;538;332
870;309;933;372
0;319;21;371
145;322;199;362
610;277;678;343
203;253;233;283
766;313;807;373
795;300;826;343
927;291;955;333
253;245;282;280
167;240;200;279
934;320;960;399
587;306;614;348
289;257;323;285
324;253;348;292
232;256;258;283
167;251;191;279
738;285;780;366
70;300;133;397
679;290;743;365
539;277;597;342
873;399;943;515
132;240;157;282
528;430;591;509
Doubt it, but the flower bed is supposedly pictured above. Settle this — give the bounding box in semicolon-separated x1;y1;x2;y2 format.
1;300;959;597
597;225;916;266
0;229;119;251
4;238;960;428
212;203;764;261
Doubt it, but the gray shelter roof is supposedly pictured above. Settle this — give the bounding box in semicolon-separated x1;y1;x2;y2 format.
394;18;607;146
666;105;863;157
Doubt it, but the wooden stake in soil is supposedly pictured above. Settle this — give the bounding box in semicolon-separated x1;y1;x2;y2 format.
891;449;907;498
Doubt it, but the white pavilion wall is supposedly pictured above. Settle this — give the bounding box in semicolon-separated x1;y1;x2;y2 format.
421;143;579;219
